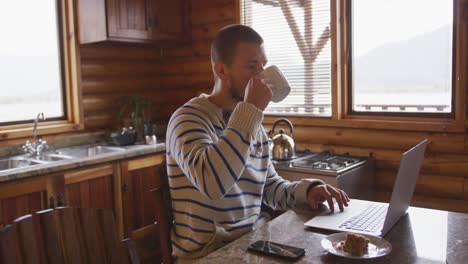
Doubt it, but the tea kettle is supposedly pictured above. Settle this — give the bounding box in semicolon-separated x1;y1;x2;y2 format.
269;118;295;161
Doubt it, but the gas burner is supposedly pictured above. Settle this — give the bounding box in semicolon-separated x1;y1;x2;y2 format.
313;161;330;170
276;151;367;174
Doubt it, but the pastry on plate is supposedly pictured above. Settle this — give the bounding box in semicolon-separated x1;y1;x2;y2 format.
341;233;369;255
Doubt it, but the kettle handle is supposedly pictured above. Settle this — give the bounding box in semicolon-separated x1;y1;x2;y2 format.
271;118;294;136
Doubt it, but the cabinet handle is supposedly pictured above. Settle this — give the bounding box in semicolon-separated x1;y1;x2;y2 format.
49;196;55;208
123;177;129;193
57;193;64;207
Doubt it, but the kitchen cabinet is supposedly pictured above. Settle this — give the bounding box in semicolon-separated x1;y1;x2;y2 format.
63;163;117;210
121;154;164;237
0;174;63;226
77;0;190;44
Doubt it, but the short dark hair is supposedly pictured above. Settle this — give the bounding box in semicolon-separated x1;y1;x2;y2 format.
211;24;263;65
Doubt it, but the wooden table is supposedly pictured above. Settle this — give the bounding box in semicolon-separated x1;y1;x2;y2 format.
196;206;468;263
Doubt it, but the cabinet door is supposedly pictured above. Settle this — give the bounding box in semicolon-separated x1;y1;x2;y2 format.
121;154;164;237
107;0;155;40
64;164;116;210
154;0;190;41
0;174;63;226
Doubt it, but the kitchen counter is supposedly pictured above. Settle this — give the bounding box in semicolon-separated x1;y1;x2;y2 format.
0;143;166;182
196;206;468;264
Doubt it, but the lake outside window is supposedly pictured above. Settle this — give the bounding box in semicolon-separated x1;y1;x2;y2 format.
348;0;455;117
0;0;66;125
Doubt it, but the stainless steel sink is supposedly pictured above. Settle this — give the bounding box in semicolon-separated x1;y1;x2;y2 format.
55;145;125;158
0;157;46;172
33;153;74;162
0;145;126;173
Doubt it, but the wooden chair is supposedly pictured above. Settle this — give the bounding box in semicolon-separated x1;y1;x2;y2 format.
125;159;174;264
124;223;160;264
153;159;173;264
2;207;130;264
0;224;20;264
55;207;131;264
36;209;64;264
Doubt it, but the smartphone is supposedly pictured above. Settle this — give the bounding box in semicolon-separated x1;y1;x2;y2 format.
247;240;305;260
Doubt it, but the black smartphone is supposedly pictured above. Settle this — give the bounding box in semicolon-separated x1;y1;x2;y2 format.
247;240;305;260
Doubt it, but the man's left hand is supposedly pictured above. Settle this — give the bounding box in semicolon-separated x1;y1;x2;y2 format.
307;184;350;212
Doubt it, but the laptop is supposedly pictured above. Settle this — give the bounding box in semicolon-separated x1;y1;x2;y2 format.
304;139;428;237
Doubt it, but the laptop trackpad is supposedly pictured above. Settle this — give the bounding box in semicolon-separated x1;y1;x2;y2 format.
305;200;371;228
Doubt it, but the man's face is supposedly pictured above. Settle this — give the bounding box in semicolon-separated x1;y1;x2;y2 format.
224;42;267;101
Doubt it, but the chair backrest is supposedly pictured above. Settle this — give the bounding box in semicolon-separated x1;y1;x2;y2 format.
55;207;131;264
36;209;64;264
153;158;173;264
2;207;130;264
125;223;160;263
0;224;20;264
125;159;173;264
14;214;41;264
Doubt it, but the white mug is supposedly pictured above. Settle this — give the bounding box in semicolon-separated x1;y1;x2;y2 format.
260;65;291;103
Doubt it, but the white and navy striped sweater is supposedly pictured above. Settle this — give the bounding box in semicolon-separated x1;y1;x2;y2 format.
166;94;321;259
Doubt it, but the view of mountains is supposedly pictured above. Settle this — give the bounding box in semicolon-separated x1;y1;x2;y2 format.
354;25;452;93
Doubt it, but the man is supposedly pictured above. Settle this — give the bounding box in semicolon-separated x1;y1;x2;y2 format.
166;24;349;261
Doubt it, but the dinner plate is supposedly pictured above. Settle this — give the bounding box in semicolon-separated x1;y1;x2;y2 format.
321;232;392;259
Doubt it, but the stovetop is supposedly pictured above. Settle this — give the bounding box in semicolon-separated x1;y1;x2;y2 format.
273;151;367;175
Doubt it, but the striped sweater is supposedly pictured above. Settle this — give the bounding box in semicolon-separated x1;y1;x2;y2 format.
166;94;322;259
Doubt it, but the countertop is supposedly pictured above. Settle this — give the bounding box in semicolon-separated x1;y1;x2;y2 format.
0;143;166;183
196;206;468;264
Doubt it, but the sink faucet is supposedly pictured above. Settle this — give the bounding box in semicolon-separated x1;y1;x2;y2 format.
22;112;48;156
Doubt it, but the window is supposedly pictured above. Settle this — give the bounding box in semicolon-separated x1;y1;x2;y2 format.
241;0;332;116
0;1;66;124
348;0;455;117
0;0;82;138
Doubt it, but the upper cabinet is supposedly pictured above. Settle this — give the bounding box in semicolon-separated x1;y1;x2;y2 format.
76;0;190;44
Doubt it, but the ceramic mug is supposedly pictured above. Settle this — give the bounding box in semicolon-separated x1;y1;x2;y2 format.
260;65;291;103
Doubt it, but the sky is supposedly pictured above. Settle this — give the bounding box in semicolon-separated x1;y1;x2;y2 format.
0;1;61;97
353;0;453;56
0;1;59;56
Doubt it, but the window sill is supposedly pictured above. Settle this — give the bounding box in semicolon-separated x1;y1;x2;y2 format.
264;114;465;133
0;121;84;141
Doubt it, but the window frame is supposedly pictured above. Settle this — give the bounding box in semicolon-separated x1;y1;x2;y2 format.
346;0;457;119
0;0;84;140
238;0;468;133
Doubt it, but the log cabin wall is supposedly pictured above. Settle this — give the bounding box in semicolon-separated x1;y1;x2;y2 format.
80;43;162;130
80;0;233;132
157;0;238;118
157;0;468;214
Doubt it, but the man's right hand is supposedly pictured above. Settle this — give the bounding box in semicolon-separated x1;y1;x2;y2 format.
244;76;272;110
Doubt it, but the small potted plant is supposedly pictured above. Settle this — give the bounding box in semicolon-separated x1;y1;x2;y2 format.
114;95;153;141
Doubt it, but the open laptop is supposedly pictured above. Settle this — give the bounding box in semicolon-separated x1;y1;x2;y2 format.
304;139;428;237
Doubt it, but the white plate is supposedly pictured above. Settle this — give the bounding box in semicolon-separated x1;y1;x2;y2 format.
321;232;392;259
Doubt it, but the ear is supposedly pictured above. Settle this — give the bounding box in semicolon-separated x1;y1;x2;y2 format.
213;62;230;81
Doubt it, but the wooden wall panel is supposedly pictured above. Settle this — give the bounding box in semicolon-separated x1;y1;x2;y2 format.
464;178;468;200
80;43;161;130
78;0;237;131
375;171;464;199
156;0;238;121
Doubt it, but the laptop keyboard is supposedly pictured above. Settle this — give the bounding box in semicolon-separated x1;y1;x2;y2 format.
339;204;388;233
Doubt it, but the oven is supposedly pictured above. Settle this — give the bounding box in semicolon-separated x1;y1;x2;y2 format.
273;151;375;200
